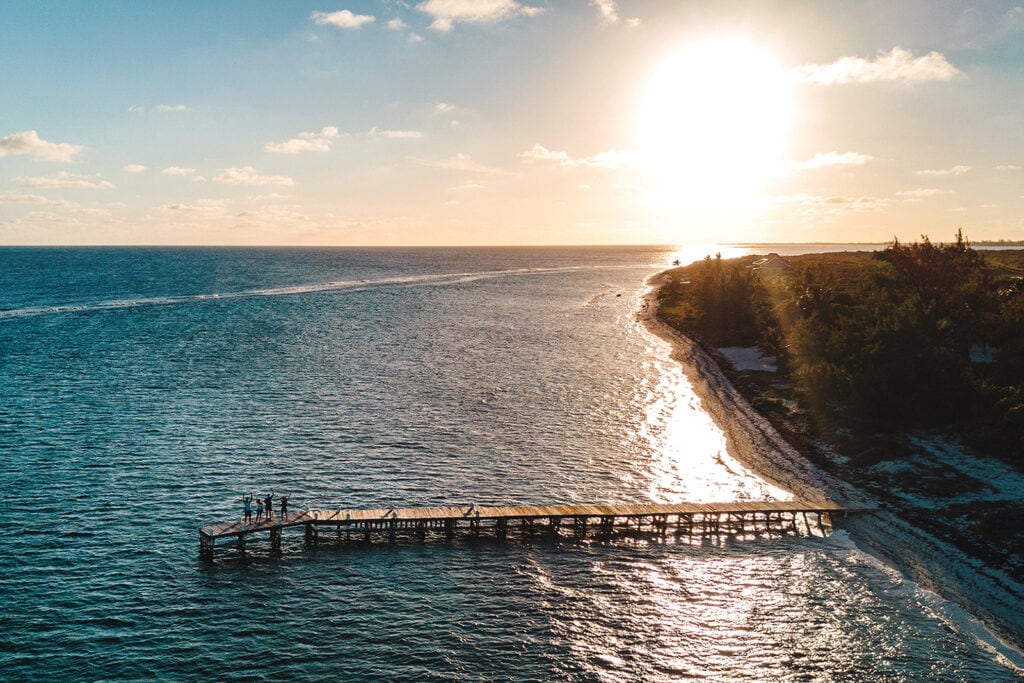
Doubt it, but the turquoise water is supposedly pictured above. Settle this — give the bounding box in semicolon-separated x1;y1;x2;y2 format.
0;246;1017;680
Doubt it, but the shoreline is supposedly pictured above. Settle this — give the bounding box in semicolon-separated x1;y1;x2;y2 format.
638;276;1024;667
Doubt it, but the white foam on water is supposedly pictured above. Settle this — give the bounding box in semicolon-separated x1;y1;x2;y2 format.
0;264;611;321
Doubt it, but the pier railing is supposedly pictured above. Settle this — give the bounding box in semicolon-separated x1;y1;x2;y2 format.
199;500;871;561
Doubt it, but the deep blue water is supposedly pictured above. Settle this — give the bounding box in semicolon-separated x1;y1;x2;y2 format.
0;246;1018;681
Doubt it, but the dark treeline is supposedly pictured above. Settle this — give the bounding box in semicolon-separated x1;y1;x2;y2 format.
657;233;1024;462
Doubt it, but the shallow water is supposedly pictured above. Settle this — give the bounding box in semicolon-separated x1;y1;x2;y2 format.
0;246;1016;680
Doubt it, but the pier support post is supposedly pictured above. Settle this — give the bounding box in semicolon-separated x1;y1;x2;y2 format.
549;516;562;538
237;534;246;556
270;527;282;556
199;534;214;563
304;523;316;547
444;519;455;541
496;518;507;542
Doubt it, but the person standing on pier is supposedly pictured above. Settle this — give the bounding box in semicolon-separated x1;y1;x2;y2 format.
242;492;254;524
256;498;264;523
264;491;274;520
279;495;289;520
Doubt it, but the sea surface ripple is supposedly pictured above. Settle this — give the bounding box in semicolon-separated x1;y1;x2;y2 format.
0;246;1016;681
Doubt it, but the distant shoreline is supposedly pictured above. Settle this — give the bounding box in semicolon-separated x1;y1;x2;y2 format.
639;272;1024;665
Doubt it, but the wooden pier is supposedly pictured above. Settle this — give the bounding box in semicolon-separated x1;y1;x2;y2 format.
199;500;865;562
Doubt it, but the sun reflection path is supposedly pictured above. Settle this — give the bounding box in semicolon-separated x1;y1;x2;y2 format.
636;346;791;503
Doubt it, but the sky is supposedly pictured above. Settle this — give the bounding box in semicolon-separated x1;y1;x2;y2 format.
1;0;1023;246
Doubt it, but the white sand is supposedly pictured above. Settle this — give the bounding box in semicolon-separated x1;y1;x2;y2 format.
639;281;1024;661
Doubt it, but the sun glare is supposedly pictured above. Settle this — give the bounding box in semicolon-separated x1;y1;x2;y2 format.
636;37;794;211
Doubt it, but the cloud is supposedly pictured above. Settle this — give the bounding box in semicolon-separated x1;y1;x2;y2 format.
387;18;407;30
996;164;1021;171
312;9;375;29
786;151;873;170
417;0;543;31
411;153;507;174
213;166;295;187
128;104;191;115
588;0;637;25
791;47;961;85
0;130;84;163
123;164;146;173
518;144;569;162
435;102;456;113
767;193;890;216
448;180;487;192
591;0;618;23
368;127;423;139
265;126;341;154
518;144;634;169
17;171;114;189
916;165;972;176
0;191;72;206
158;199;232;218
896;188;953;200
162;166;197;176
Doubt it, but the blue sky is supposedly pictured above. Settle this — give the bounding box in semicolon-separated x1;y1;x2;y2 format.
2;1;1023;245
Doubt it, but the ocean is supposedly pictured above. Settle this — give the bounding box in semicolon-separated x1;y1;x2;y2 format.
0;246;1016;681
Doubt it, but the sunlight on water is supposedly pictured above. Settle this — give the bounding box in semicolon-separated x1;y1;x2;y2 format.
636;343;790;503
665;243;751;267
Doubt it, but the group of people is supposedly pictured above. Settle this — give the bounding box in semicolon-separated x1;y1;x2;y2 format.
242;490;290;525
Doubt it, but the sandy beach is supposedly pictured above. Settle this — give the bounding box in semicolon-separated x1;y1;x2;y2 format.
639;278;1024;667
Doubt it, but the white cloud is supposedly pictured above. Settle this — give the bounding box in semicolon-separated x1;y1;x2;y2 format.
766;193;890;215
518;144;634;169
411;153;507;174
368;127;423;139
417;0;543;31
625;17;640;27
311;9;375;29
996;164;1021;171
248;193;295;201
17;171;114;190
518;144;569;162
128;104;191;115
193;175;207;183
896;188;953;200
265;126;341;154
214;166;295;187
408;33;424;43
235;206;309;222
123;164;147;173
0;130;84;163
162;166;197;176
786;151;873;170
791;47;961;85
387;18;407;30
0;191;71;206
590;0;618;24
565;149;634;169
435;102;455;113
158;199;232;217
448;180;486;192
916;165;973;176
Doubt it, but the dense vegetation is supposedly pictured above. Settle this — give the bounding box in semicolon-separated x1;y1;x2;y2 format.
656;234;1024;463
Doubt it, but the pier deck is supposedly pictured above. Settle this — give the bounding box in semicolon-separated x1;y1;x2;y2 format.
199;500;868;561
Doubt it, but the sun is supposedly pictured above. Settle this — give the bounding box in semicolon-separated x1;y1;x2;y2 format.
635;36;794;211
